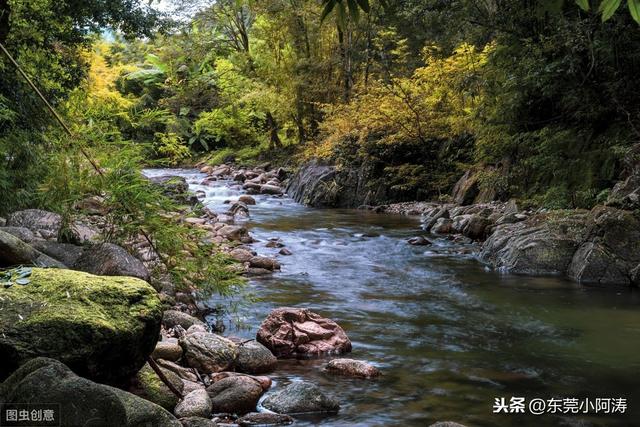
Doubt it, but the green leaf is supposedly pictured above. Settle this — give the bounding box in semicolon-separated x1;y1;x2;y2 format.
576;0;590;11
599;0;622;20
347;0;360;22
629;0;640;22
336;1;347;28
356;0;370;12
320;0;337;23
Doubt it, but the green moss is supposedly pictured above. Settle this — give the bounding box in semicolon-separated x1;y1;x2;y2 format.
0;268;163;384
0;268;161;333
134;363;181;410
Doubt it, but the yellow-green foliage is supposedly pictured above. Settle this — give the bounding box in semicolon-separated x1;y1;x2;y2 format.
308;43;493;161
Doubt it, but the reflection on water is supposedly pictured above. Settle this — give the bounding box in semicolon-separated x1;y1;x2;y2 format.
146;169;640;427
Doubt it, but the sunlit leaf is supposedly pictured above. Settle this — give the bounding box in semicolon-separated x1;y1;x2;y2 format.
629;0;640;22
599;0;622;20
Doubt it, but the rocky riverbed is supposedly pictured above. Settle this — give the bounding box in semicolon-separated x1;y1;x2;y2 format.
1;161;639;427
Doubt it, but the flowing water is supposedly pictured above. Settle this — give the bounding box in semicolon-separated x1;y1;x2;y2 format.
146;169;640;427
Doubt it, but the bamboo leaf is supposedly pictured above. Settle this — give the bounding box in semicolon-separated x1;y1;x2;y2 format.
629;0;640;22
320;0;337;23
599;0;622;20
576;0;590;11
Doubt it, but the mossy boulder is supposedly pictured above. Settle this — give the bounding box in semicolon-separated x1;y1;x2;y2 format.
0;268;162;384
130;362;184;411
0;357;181;427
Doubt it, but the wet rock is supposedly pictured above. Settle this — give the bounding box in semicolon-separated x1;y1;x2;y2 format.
239;195;256;205
324;358;381;378
187;324;209;335
429;423;468;427
230;248;255;263
210;165;232;177
0;358;181;427
408;236;432;246
246;267;273;276
179;332;238;374
261;382;339;414
200;165;214;174
431;218;453;234
132;362;184;411
266;240;285;248
236;341;278;374
175;389;212;419
0;229;66;268
217;225;249;241
163;310;206;331
179;416;217;427
243;181;262;191
260;184;283;195
74;243;150;281
0;269;162;384
279;248;292;256
257;307;352;358
153;340;184;362
462;214;489;241
182;380;206;395
206;376;265;414
237;412;294;426
249;256;281;271
0;217;5;226
210;372;272;391
31;240;85;266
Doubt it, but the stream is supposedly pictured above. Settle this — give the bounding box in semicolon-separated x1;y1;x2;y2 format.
145;168;640;427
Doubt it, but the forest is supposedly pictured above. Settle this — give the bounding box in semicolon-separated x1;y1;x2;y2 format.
1;0;640;426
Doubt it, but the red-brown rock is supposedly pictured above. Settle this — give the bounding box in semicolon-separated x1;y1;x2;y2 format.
256;308;351;358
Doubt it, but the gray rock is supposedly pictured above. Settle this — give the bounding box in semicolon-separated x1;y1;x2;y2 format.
74;243;150;281
175;389;212;419
260;184;283;195
408;236;432;246
6;209;62;239
429;423;467;427
324;358;381;378
179;416;218;427
217;225;249;241
0;229;65;268
249;256;280;271
236;341;278;374
0;226;35;242
179;332;238;374
230;248;254;263
462;214;489;240
237;412;294;426
206;376;265;414
163;310;206;331
0;217;5;226
431;218;453;234
0;358;180;427
31;240;85;266
261;382;339;414
153;340;184;362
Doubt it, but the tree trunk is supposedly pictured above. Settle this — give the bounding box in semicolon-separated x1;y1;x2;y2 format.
338;27;352;103
266;111;282;150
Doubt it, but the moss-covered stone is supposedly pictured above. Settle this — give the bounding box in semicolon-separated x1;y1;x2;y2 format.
0;268;162;384
131;362;183;411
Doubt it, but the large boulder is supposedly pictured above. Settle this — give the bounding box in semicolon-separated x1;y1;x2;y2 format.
237;413;294;426
0;358;181;427
74;243;150;281
235;341;278;374
149;175;192;204
480;207;640;286
257;307;351;358
179;332;238;374
261;382;340;414
0;269;162;384
0;230;66;268
206;375;265;414
6;209;62;239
